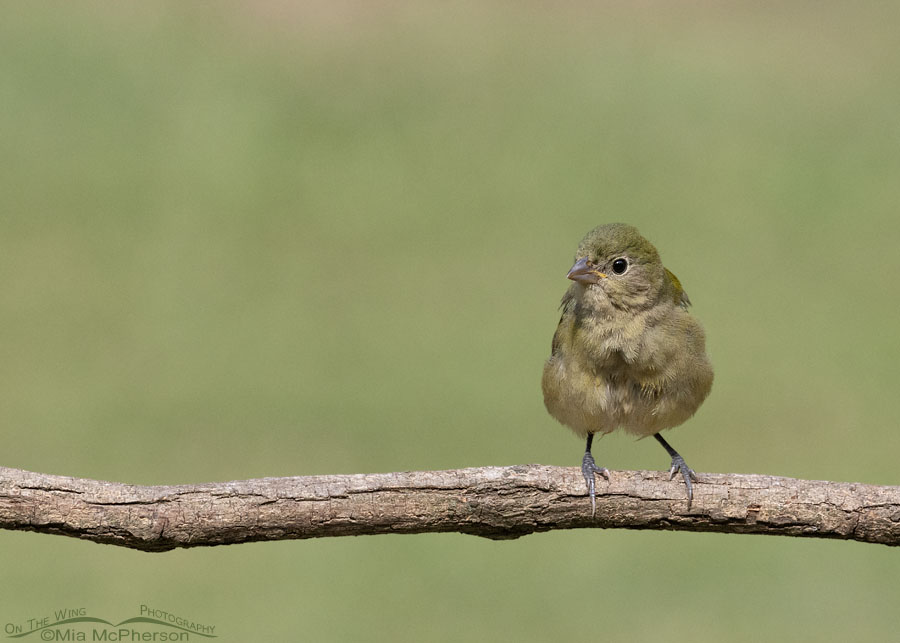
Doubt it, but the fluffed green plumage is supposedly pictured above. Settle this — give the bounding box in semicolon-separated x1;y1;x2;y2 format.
542;223;713;439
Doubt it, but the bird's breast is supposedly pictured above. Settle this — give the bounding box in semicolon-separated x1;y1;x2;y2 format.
542;318;711;437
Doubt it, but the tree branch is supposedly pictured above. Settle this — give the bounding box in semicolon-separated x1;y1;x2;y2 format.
1;464;898;551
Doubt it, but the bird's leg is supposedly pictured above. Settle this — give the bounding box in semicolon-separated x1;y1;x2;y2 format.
582;433;609;517
653;433;699;508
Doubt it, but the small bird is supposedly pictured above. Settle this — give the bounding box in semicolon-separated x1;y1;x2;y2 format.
542;223;713;514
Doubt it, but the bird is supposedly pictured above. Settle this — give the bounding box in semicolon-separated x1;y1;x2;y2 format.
541;223;713;515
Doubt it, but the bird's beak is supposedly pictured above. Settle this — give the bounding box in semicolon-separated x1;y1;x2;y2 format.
567;256;606;285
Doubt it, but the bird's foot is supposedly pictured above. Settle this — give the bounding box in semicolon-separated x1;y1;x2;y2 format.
667;454;699;508
582;451;610;517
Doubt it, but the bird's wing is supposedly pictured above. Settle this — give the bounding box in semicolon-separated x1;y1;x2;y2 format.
665;268;692;309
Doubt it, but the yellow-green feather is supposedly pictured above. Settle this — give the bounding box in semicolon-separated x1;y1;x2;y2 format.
665;268;691;309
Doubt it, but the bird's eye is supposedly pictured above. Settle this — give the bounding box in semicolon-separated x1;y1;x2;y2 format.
612;258;629;275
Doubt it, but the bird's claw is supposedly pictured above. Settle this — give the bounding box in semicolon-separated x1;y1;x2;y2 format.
668;454;698;508
582;451;610;517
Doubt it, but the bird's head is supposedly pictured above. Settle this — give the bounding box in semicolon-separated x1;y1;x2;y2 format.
566;223;686;312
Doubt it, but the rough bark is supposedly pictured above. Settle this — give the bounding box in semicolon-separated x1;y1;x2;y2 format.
0;464;897;552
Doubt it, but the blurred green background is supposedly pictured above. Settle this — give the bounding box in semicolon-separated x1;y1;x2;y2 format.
2;1;900;640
